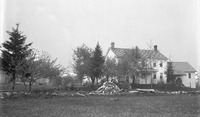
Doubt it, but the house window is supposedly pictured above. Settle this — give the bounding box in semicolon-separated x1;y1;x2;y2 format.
160;62;163;67
153;74;156;79
153;62;156;67
188;73;191;79
160;73;163;79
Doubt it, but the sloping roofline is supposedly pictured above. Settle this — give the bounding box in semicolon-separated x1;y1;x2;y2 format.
107;47;168;60
172;62;196;73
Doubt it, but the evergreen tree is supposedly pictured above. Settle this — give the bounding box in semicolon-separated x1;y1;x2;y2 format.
1;24;32;91
165;62;175;83
90;42;105;85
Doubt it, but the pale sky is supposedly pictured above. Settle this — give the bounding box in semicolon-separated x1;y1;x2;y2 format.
1;0;200;69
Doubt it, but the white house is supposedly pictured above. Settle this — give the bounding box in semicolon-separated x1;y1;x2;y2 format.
0;70;10;84
105;42;168;85
172;62;196;88
106;42;197;88
0;58;10;84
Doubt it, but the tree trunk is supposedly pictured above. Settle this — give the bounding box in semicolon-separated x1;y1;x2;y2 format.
23;81;27;91
91;77;95;87
96;78;98;85
21;77;27;91
11;73;16;91
151;81;152;89
29;81;32;92
131;75;135;85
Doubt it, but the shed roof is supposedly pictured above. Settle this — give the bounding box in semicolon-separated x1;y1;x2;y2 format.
172;62;196;74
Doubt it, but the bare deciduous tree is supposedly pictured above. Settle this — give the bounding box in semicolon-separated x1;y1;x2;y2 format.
72;44;92;82
17;50;66;92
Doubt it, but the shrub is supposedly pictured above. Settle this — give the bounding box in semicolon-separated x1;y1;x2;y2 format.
51;76;62;88
62;75;76;89
51;75;80;90
116;81;130;91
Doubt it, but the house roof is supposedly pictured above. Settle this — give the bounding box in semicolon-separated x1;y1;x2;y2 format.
172;62;196;74
110;48;168;60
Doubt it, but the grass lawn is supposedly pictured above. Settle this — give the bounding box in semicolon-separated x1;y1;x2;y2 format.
1;94;200;117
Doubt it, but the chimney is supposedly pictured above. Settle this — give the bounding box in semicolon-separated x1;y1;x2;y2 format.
111;42;115;49
154;45;158;51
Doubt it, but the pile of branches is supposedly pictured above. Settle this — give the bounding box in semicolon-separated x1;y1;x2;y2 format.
94;81;121;95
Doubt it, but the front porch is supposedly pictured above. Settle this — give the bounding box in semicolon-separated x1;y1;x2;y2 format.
128;68;160;85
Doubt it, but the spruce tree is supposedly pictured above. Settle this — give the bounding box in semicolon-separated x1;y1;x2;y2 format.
1;24;32;91
165;62;175;83
90;42;105;85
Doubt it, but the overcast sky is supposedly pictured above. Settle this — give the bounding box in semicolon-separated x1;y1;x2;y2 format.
1;0;200;69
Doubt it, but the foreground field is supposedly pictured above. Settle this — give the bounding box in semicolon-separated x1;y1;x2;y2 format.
1;94;200;117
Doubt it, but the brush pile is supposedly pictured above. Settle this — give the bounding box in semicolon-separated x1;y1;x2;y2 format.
95;81;121;95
